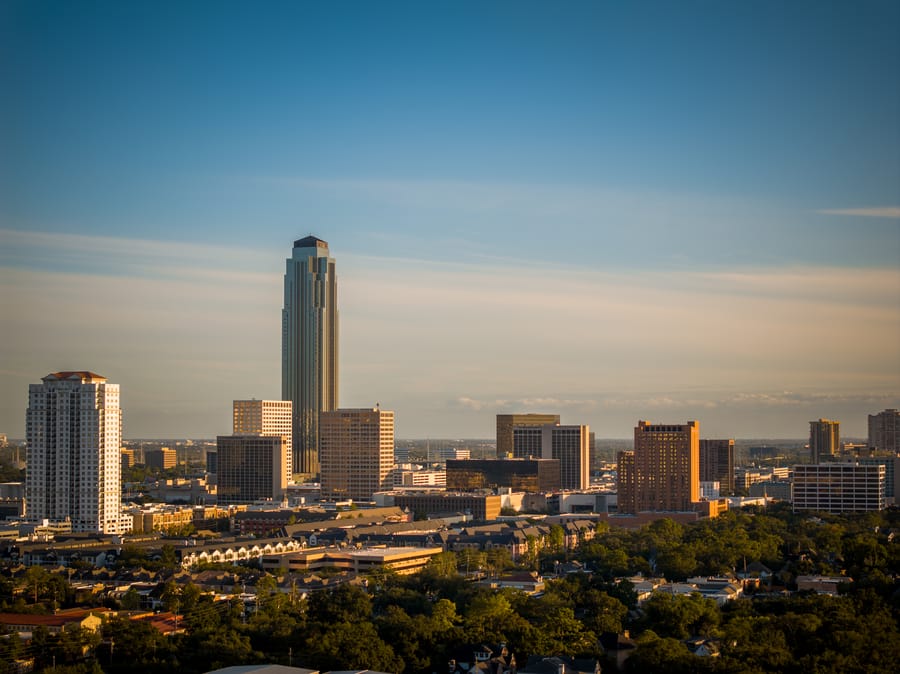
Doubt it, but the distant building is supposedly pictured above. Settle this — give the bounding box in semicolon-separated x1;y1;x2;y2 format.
319;407;395;501
792;463;885;513
206;450;217;475
617;420;699;514
699;439;734;495
233;399;293;476
145;447;177;471
282;235;339;478
439;447;471;461
216;435;289;504
120;448;135;471
391;492;502;521
25;371;126;534
446;458;561;492
840;455;900;503
868;409;900;453
543;424;590;490
809;419;840;463
496;414;560;458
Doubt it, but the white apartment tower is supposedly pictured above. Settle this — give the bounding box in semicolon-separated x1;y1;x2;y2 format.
282;236;339;478
25;371;125;534
233;399;293;476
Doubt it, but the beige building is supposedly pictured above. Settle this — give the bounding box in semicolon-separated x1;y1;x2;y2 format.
496;413;560;458
618;420;700;514
319;407;394;500
233;399;293;476
809;419;840;463
542;424;590;490
216;435;289;504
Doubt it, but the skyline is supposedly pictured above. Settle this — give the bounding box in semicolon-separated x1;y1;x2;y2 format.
1;1;898;439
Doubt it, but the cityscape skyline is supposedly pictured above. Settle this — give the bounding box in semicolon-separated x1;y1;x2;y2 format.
2;2;898;440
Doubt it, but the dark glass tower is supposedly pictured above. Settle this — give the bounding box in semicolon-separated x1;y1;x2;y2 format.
282;236;338;477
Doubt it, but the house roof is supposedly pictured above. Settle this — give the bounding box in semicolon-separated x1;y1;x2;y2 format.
206;667;319;674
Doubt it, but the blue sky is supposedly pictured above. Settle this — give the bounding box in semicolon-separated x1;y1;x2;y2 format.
1;1;898;439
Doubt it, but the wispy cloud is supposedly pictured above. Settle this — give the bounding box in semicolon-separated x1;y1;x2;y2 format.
817;207;900;218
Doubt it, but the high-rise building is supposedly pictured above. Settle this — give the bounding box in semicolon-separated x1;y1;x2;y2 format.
446;458;561;492
868;409;900;453
617;420;700;514
320;407;394;501
809;419;840;463
793;463;885;513
282;235;338;478
496;413;560;458
542;424;590;490
216;435;289;505
145;447;176;470
699;439;735;495
233;400;293;476
25;371;125;534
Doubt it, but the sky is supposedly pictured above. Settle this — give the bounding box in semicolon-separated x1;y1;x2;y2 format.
1;1;898;440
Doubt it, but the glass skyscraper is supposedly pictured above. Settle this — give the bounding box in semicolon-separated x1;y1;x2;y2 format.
282;235;339;478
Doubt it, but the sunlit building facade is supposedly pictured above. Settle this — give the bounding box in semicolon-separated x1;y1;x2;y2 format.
793;463;885;513
496;413;560;458
233;399;293;476
617;420;700;514
809;419;840;463
25;371;126;534
319;407;394;500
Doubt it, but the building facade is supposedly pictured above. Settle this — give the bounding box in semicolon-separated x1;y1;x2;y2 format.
216;435;289;505
319;407;394;501
542;424;590;490
792;463;885;513
233;399;293;476
446;458;561;492
809;419;840;463
868;409;900;453
496;414;560;458
145;447;176;471
617;420;700;514
699;439;735;495
25;371;125;534
282;235;339;478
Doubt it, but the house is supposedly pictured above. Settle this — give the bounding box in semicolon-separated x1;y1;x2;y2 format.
519;655;601;674
478;571;545;595
0;608;109;636
449;643;516;674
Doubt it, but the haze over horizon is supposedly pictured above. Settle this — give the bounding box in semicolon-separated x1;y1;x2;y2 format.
2;1;898;440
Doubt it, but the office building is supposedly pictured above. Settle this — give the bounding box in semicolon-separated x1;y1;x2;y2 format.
793;463;885;513
145;447;176;471
868;409;900;453
543;424;590;490
617;420;700;514
282;235;339;478
233;399;293;476
391;492;502;521
319;407;394;501
699;439;735;495
446;458;561;492
25;371;125;534
216;435;289;504
496;413;560;458
809;419;840;463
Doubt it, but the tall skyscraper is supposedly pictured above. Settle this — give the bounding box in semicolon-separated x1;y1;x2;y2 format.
699;438;735;495
282;235;339;478
233;399;293;476
617;420;700;514
25;371;125;534
868;409;900;453
217;435;289;505
809;419;840;463
319;407;394;501
496;413;560;458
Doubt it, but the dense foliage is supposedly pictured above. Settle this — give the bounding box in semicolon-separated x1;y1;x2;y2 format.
1;505;898;673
